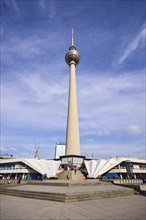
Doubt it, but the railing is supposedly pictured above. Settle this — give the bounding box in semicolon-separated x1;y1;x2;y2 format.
109;169;127;173
139;167;146;170
0;169;29;174
0;167;26;170
113;179;143;185
0;179;17;184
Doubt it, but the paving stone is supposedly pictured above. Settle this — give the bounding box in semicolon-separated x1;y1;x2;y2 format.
1;194;146;220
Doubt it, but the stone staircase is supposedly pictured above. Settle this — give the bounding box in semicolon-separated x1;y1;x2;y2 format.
57;170;85;180
0;185;136;203
0;188;66;202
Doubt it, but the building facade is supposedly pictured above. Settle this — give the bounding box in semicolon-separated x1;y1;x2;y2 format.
0;156;145;181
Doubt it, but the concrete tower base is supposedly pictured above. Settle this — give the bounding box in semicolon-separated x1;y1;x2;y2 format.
58;155;86;180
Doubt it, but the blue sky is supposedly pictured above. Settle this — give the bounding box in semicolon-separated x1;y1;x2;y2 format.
1;0;145;159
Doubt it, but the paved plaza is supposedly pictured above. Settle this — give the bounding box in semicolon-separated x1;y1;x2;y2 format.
0;181;135;202
1;194;145;220
6;183;132;193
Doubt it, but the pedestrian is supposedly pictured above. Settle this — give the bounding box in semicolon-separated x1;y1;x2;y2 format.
17;176;22;184
67;175;69;180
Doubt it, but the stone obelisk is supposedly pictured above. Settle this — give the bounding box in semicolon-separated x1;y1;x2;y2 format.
65;30;80;155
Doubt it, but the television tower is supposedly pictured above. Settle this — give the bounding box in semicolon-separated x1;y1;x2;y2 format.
65;29;80;155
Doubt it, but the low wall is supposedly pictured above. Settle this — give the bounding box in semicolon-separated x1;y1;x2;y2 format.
139;184;146;195
113;179;146;195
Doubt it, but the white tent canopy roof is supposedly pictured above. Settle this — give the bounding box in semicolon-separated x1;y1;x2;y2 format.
84;157;146;178
0;158;61;178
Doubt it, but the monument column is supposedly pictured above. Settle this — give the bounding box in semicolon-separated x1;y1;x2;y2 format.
65;30;80;155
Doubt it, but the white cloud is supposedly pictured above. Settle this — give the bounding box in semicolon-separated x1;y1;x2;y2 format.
1;69;145;159
127;125;141;135
1;0;145;160
10;147;17;151
0;146;7;152
40;0;46;9
2;36;44;60
81;141;145;159
1;69;68;132
4;0;20;15
1;68;145;144
1;30;65;63
11;0;20;15
117;25;146;65
81;130;96;136
78;70;145;135
48;1;56;18
0;25;4;35
97;129;111;136
81;129;111;137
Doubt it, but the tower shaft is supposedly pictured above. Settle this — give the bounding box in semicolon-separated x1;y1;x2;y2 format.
65;61;80;155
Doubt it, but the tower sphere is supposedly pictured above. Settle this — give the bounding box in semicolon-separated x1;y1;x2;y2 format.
65;45;80;66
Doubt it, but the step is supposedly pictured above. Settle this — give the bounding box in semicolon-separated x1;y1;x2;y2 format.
0;188;135;203
0;189;66;202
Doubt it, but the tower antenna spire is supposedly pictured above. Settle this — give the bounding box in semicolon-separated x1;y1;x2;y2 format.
72;28;74;46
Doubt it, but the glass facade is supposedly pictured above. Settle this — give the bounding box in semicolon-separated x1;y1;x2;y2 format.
0;162;27;170
0;162;41;180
